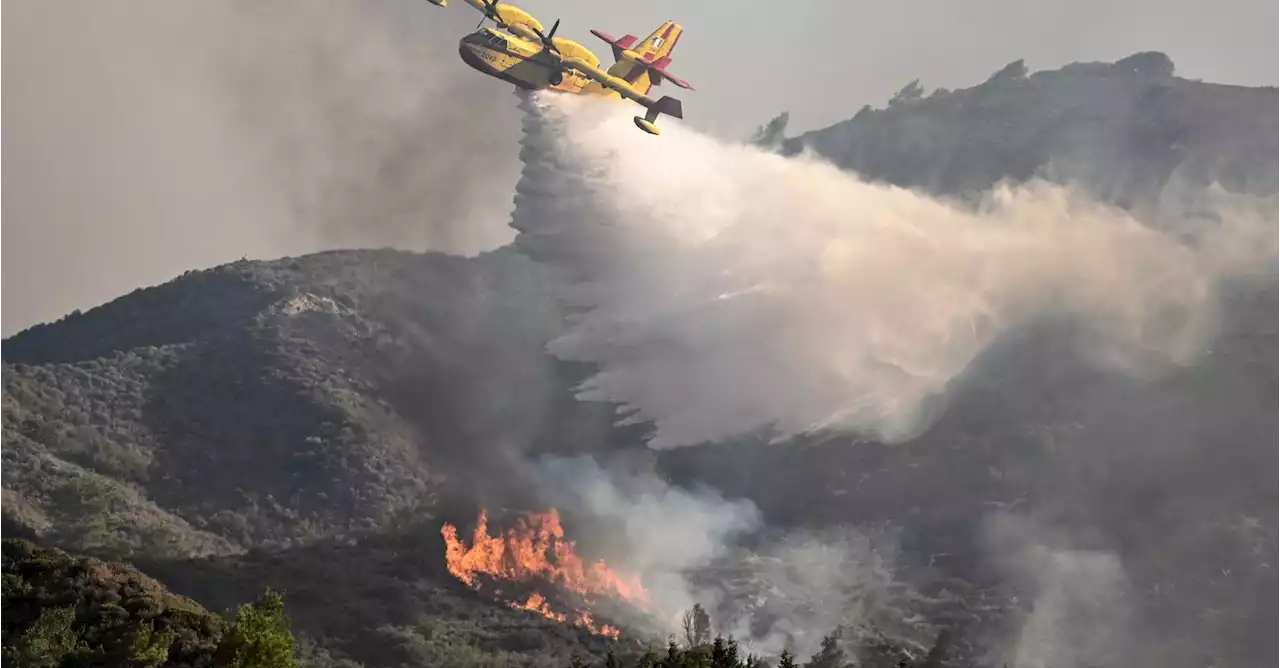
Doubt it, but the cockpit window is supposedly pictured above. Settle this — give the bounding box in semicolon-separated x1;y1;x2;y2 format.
474;30;507;48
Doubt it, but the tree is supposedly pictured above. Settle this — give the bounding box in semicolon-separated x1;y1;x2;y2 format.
120;623;177;668
215;588;296;668
888;79;924;106
681;604;712;648
804;634;846;668
1113;51;1175;78
665;640;682;668
750;111;791;150
778;649;799;668
985;59;1028;85
8;606;79;668
709;635;738;668
605;649;622;668
51;475;124;553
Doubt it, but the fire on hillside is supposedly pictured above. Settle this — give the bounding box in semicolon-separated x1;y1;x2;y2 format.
441;508;647;638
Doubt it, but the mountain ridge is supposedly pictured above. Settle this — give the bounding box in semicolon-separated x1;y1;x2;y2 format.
778;51;1278;205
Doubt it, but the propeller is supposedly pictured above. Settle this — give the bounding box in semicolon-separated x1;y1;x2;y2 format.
532;18;561;55
477;0;500;28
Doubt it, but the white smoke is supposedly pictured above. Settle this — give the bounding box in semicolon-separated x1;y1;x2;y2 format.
533;455;762;627
984;513;1137;668
695;524;926;661
510;92;1277;449
532;455;932;660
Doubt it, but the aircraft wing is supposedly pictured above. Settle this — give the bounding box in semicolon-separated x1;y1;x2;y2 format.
561;57;684;120
562;57;652;105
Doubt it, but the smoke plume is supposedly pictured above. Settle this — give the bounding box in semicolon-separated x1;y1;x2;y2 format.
531;455;926;660
504;95;1275;664
532;455;761;626
982;513;1137;668
202;0;523;253
693;524;927;661
4;0;520;335
509;92;1277;449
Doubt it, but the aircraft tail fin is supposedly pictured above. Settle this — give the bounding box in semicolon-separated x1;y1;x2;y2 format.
591;21;693;90
632;21;681;62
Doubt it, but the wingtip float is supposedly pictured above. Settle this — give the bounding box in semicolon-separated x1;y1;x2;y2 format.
425;0;693;136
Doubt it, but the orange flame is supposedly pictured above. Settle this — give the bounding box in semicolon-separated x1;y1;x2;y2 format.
515;593;565;622
577;611;622;639
442;508;644;637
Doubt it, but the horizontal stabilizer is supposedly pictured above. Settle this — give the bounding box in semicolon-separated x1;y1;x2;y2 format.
647;56;694;90
590;29;638;60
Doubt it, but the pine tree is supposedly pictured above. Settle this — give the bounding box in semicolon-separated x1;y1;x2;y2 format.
709;635;739;668
749;111;790;151
804;634;846;668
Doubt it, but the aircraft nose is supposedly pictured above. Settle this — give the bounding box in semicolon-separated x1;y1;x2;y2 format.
458;39;493;74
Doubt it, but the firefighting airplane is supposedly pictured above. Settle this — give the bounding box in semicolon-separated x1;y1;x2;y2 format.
424;0;693;135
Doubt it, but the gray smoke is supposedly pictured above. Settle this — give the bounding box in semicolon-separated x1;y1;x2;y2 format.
694;524;928;661
982;513;1137;668
202;0;523;253
3;0;520;335
531;454;926;660
509;92;1277;449
532;455;761;628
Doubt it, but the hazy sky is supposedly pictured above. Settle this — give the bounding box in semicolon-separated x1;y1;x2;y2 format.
512;0;1278;135
3;0;1276;336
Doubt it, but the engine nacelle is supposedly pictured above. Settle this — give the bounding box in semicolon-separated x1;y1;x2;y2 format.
491;3;543;33
548;38;600;70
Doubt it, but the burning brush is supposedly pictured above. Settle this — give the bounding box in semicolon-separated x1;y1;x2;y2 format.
441;508;648;638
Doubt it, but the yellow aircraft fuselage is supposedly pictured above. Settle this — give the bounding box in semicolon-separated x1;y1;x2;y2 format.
458;28;593;95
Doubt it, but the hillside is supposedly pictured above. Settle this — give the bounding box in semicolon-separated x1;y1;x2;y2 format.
136;530;653;668
2;248;636;558
3;53;1276;667
2;538;264;668
1;249;663;666
779;52;1278;206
